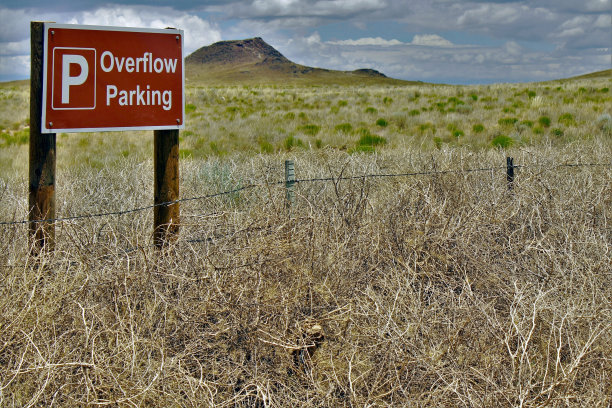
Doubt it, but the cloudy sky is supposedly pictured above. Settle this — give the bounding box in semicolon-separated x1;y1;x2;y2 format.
0;0;610;84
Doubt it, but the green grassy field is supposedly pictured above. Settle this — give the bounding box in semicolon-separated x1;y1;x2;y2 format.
1;75;610;175
0;75;610;406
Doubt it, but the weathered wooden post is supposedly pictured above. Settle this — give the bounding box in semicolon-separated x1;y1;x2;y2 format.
285;160;295;207
506;157;515;190
154;129;180;248
29;21;56;252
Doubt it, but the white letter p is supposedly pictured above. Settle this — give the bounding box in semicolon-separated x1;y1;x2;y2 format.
62;55;88;104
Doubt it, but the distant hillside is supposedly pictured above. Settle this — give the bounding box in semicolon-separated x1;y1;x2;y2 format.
187;37;290;66
550;69;611;83
185;37;413;86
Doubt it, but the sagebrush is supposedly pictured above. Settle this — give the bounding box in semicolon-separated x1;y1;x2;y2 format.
0;139;610;406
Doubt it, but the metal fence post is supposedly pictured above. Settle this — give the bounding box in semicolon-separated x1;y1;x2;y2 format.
285;160;295;207
506;157;515;190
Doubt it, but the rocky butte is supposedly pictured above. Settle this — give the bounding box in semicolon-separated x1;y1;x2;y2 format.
185;37;415;85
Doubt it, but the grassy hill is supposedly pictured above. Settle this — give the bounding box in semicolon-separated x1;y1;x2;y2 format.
185;37;417;86
557;69;611;81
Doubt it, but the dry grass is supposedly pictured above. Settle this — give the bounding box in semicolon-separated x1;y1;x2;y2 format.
0;137;610;406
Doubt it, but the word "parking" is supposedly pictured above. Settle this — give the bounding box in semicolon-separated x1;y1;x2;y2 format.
106;85;172;111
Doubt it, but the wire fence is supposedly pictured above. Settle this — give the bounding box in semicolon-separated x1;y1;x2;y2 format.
0;160;610;227
1;159;610;270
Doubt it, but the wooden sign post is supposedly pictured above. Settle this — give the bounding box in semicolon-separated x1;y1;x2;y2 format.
29;22;56;252
154;129;180;248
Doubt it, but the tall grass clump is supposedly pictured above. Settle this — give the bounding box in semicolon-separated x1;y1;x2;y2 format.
334;123;353;133
298;124;321;136
597;113;612;135
355;128;387;152
498;117;518;127
558;112;576;127
284;135;304;150
491;134;514;148
375;118;388;127
0;129;28;146
185;103;197;114
538;116;552;128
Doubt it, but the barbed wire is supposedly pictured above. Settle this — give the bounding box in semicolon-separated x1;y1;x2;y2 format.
281;161;610;185
0;161;609;227
0;184;259;226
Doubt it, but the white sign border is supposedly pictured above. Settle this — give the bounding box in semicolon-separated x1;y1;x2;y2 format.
41;23;185;134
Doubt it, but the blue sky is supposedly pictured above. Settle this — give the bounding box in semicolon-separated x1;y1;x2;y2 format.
0;0;610;84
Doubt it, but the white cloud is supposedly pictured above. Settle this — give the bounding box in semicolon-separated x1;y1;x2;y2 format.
457;4;524;27
560;15;592;29
72;6;221;54
224;15;324;36
594;53;611;65
552;14;610;48
532;7;557;21
594;14;610;28
585;0;611;12
558;27;585;38
504;41;522;56
410;34;452;47
0;8;32;42
246;0;387;17
0;39;29;56
328;37;403;46
0;55;29;78
323;33;453;50
452;53;472;63
305;32;322;45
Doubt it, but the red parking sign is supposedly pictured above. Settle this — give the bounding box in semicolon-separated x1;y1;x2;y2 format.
41;24;184;133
